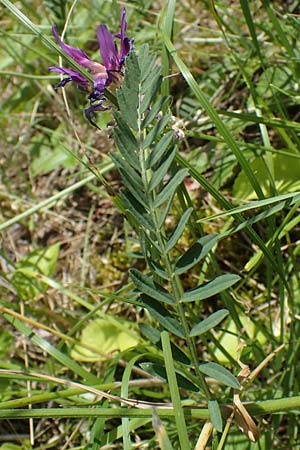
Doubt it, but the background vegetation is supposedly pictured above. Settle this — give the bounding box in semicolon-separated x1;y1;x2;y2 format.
1;0;300;448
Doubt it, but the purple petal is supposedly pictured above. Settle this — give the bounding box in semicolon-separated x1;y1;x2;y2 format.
85;100;108;129
93;75;108;94
52;25;94;70
97;24;119;71
119;8;128;60
115;9;133;66
49;66;88;86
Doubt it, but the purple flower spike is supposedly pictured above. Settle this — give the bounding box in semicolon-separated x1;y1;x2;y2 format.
49;8;132;127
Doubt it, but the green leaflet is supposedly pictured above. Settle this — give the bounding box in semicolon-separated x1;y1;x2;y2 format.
119;190;155;232
113;128;140;171
208;400;223;432
165;208;193;252
130;269;174;304
148;146;177;192
142;114;171;150
119;167;148;209
148;260;169;280
138;44;157;82
141;295;185;338
139;323;161;343
140;362;199;392
199;362;240;389
110;153;142;190
189;309;229;337
146;131;174;169
153;168;189;208
181;274;241;303
175;234;219;275
142;95;170;128
140;70;162;114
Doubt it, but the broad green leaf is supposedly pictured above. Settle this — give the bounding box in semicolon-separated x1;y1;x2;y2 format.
71;318;139;362
142;114;171;150
181;274;240;303
208;400;223;432
148;146;176;192
141;295;185;338
213;314;267;364
165;207;193;252
117;52;140;130
256;66;292;99
130;269;174;304
11;243;60;300
233;154;300;200
4;314;98;383
153;168;188;208
175;234;218;275
31;139;76;176
199;362;240;389
146;131;174;169
189;309;229;337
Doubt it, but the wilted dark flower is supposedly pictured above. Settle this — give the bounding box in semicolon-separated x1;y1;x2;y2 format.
49;8;132;127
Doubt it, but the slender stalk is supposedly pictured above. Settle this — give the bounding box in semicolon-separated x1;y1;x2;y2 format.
1;395;300;419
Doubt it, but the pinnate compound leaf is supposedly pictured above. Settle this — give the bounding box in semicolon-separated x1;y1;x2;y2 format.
130;269;174;304
189;309;229;337
208;400;223;432
148;146;177;192
165;207;193;252
153;168;189;208
146;131;174;169
141;295;185;338
175;234;219;275
71;318;139;362
117;52;140;130
181;274;241;303
199;362;240;389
